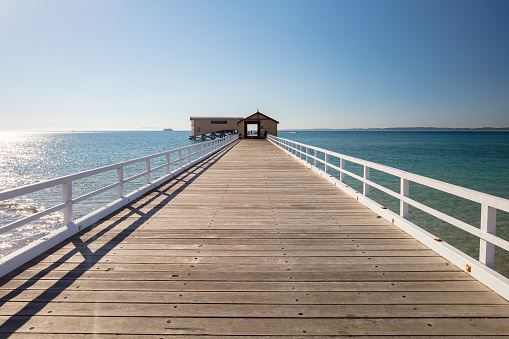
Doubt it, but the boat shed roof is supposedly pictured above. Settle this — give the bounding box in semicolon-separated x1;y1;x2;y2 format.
238;111;279;124
190;117;244;120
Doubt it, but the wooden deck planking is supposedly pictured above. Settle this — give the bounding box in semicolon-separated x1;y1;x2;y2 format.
1;138;509;337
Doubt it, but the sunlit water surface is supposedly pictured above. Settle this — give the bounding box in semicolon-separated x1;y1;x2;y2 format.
280;131;509;276
2;130;509;277
0;131;196;256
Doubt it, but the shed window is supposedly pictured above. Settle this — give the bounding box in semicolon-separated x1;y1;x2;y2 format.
211;120;228;124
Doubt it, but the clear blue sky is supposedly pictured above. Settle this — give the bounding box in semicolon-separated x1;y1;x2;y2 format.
1;0;508;131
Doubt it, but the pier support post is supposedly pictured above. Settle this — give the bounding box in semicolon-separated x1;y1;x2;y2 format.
146;160;151;184
340;158;345;182
363;166;370;197
400;178;409;219
117;167;124;198
62;181;72;226
480;204;497;268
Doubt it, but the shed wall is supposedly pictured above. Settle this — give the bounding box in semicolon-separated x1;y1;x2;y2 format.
191;119;241;136
238;119;278;138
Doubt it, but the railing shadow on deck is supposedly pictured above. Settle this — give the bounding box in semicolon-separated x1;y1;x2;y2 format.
0;140;239;334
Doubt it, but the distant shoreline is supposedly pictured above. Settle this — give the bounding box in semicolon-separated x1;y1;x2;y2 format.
280;127;509;132
4;127;509;133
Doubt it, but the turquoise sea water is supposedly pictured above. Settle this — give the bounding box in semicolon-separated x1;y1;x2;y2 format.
279;131;509;276
0;131;197;255
1;130;508;276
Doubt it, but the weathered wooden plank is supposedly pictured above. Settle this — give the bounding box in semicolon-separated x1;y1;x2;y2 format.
1;316;509;336
12;262;457;274
25;255;449;265
5;270;473;282
1;139;508;337
1;301;508;318
6;336;509;339
36;249;440;259
47;243;432;251
0;279;490;292
2;290;506;305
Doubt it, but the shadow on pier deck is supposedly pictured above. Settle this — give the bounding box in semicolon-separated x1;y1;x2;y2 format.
1;139;509;337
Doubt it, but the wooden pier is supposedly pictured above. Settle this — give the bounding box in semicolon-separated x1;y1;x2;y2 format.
1;139;509;337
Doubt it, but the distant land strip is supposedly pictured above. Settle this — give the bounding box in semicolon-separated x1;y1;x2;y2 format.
280;127;509;132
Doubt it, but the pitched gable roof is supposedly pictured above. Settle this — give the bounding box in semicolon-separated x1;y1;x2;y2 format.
238;111;279;124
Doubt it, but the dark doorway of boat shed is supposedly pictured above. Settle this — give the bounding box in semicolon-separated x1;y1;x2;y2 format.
245;122;260;138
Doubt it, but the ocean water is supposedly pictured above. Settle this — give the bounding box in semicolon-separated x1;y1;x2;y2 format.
0;131;198;256
279;131;509;276
1;130;508;277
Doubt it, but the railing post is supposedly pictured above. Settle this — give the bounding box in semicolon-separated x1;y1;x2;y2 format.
325;154;329;174
314;149;317;167
117;167;124;198
165;154;170;174
62;181;72;226
340;158;345;182
305;147;309;163
363;166;370;197
480;204;497;268
178;150;182;168
400;178;409;219
145;159;151;184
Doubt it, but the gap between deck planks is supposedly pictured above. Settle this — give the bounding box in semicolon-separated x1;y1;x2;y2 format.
1;138;509;337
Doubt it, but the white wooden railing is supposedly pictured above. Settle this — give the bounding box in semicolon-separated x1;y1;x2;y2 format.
268;134;509;301
0;134;238;277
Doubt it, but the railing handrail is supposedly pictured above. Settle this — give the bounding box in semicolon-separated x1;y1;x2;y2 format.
0;134;238;277
270;135;509;211
0;141;220;201
268;134;509;301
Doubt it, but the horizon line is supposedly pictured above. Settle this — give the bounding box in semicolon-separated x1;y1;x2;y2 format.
3;126;509;133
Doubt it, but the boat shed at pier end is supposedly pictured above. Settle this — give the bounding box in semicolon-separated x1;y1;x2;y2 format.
189;116;243;140
189;111;279;140
237;110;279;139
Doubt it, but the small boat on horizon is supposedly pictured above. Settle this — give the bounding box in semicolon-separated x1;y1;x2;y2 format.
163;128;173;131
